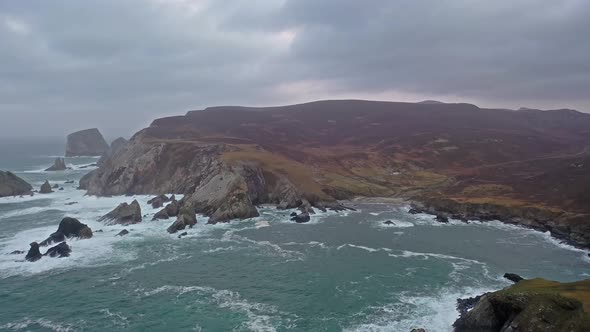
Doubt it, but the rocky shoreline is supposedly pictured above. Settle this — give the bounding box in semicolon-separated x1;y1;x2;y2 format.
409;196;590;250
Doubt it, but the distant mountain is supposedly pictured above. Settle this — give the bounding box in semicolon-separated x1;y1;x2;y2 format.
417;100;446;104
81;99;590;248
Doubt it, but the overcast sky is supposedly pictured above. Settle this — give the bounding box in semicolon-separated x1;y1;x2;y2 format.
1;0;589;139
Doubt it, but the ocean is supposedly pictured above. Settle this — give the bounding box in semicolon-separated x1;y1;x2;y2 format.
0;139;588;332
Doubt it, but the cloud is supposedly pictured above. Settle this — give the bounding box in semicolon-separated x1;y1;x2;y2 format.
0;0;589;138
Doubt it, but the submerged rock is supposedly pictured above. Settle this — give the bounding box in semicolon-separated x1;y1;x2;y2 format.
99;200;142;225
65;128;109;157
177;232;188;239
44;242;71;258
52;184;59;189
25;242;42;262
383;220;394;225
167;207;197;233
39;180;53;194
9;250;26;255
116;229;129;237
504;273;525;283
45;157;67;171
0;171;33;197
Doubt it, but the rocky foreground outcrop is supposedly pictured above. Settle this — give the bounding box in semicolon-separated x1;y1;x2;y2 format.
0;171;32;197
454;278;590;331
45;157;67;171
65;128;109;157
39;217;93;246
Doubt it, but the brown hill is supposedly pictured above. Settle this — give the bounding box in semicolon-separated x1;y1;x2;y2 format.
80;100;590;247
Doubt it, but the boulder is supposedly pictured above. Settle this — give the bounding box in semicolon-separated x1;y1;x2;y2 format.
0;171;33;197
504;273;525;283
383;220;394;225
177;232;188;239
116;229;129;237
152;200;181;220
99;200;142;225
52;184;59;188
44;242;71;258
45;157;67;171
65;128;109;157
39;180;53;194
435;215;449;223
290;212;297;217
408;208;421;214
152;208;170;220
291;213;311;223
25;242;42;262
167;207;197;233
148;194;170;209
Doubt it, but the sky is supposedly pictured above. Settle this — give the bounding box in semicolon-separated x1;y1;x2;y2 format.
1;0;589;139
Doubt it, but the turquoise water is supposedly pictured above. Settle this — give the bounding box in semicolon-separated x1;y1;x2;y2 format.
0;144;589;332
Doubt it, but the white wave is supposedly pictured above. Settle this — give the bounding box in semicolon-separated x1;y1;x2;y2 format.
141;284;293;332
337;244;392;253
255;220;270;228
0;317;79;332
99;309;128;328
344;285;497;332
220;230;304;261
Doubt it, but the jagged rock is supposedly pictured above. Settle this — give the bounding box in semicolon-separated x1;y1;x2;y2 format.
152;200;181;220
116;229;129;237
45;157;67;171
383;220;394;225
435;215;449;223
148;194;170;209
291;213;311;223
99;200;142;225
0;171;33;197
290;212;297;217
97;137;128;166
167;207;197;233
44;242;71;258
40;217;93;246
40;180;53;194
25;242;42;262
65;128;109;157
177;232;188;239
504;273;525;283
298;200;316;215
170;195;176;202
152;208;170;220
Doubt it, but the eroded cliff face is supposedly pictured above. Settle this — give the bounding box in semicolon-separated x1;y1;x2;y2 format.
80;132;325;223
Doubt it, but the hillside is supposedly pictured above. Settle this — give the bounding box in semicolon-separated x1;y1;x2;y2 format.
80;100;590;247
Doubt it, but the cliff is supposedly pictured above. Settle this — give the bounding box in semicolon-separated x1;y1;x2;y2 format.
65;128;109;157
454;278;590;331
79;100;590;238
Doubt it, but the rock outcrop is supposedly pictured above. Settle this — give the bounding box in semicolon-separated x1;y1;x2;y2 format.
153;200;181;220
39;217;93;246
167;206;197;233
291;213;311;223
116;229;129;237
45;157;67;171
44;242;71;258
25;242;42;262
0;171;33;197
99;200;142;225
148;194;170;209
504;273;525;283
39;180;53;194
97;137;128;166
65;128;109;157
454;278;590;332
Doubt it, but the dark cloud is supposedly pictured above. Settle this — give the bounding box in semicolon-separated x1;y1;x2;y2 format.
0;0;589;138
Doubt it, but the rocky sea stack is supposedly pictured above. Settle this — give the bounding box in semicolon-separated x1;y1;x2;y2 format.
39;180;53;194
45;157;67;171
0;171;33;197
97;137;128;166
65;128;109;157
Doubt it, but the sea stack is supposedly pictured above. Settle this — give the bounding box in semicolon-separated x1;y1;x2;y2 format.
45;157;67;171
0;171;33;197
65;128;109;157
97;137;128;166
